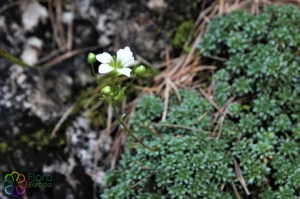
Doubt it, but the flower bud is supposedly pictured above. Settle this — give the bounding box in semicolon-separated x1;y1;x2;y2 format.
135;65;146;76
114;87;126;102
101;86;111;95
87;53;96;64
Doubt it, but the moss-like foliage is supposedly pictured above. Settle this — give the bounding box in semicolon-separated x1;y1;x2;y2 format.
102;5;300;198
102;91;235;198
202;5;300;197
172;20;193;48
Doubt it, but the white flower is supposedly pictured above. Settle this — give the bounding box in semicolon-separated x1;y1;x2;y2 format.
96;46;134;77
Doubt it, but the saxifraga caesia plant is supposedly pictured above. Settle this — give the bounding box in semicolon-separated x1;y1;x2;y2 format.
101;5;300;199
87;46;155;151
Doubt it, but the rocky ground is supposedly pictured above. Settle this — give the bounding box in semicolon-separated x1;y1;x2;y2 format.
0;0;200;198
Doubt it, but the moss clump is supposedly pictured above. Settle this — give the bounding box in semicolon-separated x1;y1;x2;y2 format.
200;5;300;197
171;20;193;48
102;5;300;198
102;91;234;198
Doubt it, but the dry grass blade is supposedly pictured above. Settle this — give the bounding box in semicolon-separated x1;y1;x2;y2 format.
105;119;120;169
128;174;153;188
214;96;235;139
37;49;61;65
66;3;75;51
151;123;207;133
192;65;216;72
168;79;181;101
106;105;113;132
0;0;23;14
219;0;225;15
55;0;66;50
231;181;242;199
162;46;171;121
205;55;227;62
48;0;61;51
136;54;154;68
233;158;250;195
43;45;101;69
162;77;170;121
50;86;100;140
50;104;76;139
199;88;224;116
93;105;112;199
154;55;185;82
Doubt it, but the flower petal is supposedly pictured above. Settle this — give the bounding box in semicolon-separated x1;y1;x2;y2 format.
123;57;134;67
117;46;133;66
96;52;113;64
98;64;114;74
117;68;132;77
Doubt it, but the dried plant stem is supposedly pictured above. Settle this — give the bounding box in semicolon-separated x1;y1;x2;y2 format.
128;173;153;188
151;123;208;133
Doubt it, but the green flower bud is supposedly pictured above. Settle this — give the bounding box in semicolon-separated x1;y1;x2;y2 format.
114;87;126;102
135;65;146;76
101;86;111;95
87;53;96;64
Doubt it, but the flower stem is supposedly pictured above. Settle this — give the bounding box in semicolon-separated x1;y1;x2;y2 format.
90;63;101;87
111;101;158;151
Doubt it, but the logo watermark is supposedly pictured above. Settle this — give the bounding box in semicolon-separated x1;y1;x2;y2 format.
2;171;28;197
1;171;53;198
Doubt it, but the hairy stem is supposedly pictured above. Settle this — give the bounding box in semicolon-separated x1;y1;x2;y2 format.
111;101;158;151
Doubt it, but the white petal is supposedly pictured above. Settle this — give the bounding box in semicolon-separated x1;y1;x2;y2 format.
124;46;130;51
98;64;114;74
123;57;134;67
117;47;133;66
117;68;132;77
96;52;113;64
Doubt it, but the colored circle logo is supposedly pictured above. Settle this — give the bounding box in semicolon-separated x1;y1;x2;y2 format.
2;171;28;197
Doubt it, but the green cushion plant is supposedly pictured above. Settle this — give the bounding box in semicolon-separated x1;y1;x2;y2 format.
102;5;300;198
